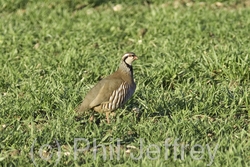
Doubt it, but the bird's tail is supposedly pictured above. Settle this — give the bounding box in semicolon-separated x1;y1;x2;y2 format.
74;101;89;114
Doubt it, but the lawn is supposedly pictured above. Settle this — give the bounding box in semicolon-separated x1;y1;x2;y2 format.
0;0;249;166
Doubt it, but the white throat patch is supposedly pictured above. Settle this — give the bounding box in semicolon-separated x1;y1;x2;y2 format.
124;56;134;65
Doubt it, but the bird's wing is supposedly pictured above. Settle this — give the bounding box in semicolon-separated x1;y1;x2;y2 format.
87;78;124;108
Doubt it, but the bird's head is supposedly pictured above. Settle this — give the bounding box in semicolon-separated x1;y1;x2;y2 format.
122;52;138;66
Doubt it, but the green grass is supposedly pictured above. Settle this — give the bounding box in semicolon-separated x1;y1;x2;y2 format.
0;0;249;166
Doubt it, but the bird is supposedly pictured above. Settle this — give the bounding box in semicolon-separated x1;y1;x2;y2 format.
76;52;138;123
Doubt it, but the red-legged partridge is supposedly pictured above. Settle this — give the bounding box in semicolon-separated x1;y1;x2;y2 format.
76;52;138;123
